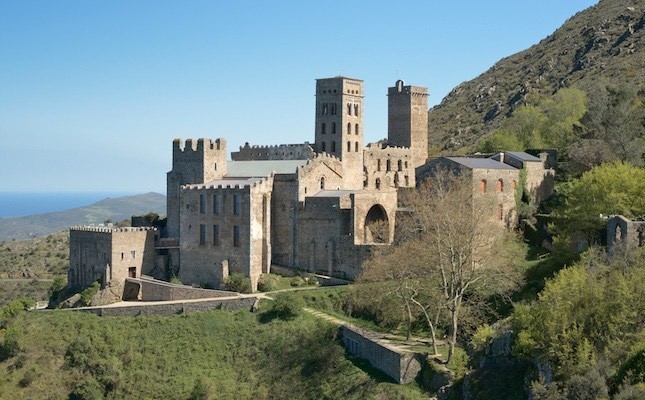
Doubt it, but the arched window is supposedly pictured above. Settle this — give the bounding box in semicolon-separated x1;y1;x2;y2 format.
354;104;359;116
331;141;336;153
321;123;326;135
347;141;351;152
347;103;352;115
397;160;402;171
363;178;368;188
322;103;328;115
511;180;517;191
394;173;399;188
355;142;359;152
355;123;359;135
386;160;391;172
498;204;504;221
375;178;381;190
377;159;381;172
404;175;409;186
320;177;325;190
497;179;503;192
331;103;337;115
321;142;326;152
480;180;487;193
331;122;336;134
347;122;351;134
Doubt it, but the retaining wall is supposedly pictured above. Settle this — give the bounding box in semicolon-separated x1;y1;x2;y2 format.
74;297;257;317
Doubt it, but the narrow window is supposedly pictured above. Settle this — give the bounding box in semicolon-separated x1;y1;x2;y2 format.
354;104;359;116
213;225;220;246
213;193;221;215
121;252;124;260
347;122;351;134
498;204;504;221
386;160;391;172
497;179;504;192
363;178;368;188
355;123;359;135
233;225;240;247
331;122;336;134
377;159;381;172
355;142;359;152
320;177;325;190
512;180;517;190
321;141;326;152
131;250;136;259
375;178;381;190
394;173;399;188
480;180;487;193
397;160;403;171
199;224;206;245
322;103;328;115
347;141;351;152
331;141;336;153
199;194;206;214
405;175;409;186
233;194;241;215
347;103;351;115
331;103;336;115
321;122;326;135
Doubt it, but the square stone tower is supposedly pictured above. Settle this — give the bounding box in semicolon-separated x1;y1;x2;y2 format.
314;77;364;189
387;80;429;168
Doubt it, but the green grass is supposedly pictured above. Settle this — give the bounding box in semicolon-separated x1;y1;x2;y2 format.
0;309;431;400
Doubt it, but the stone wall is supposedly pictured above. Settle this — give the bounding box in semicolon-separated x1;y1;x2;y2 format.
363;143;415;189
72;297;258;317
340;324;423;384
231;142;315;161
607;215;645;255
124;277;238;301
387;80;429;169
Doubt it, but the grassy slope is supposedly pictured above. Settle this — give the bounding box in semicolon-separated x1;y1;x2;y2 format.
0;192;166;241
0;309;430;400
427;0;644;150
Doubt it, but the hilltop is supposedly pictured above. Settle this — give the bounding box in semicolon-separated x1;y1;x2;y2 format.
0;192;166;241
428;0;644;151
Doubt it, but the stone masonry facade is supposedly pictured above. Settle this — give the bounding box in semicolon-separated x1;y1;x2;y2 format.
69;76;554;297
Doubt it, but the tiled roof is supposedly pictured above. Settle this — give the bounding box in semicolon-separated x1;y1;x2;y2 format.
445;157;517;170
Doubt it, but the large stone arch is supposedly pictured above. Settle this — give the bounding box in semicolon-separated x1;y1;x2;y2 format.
364;204;390;244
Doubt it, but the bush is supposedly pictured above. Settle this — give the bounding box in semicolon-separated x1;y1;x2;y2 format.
79;281;100;306
470;324;495;352
0;326;22;360
169;276;183;285
290;276;306;287
271;294;305;321
48;276;67;302
224;274;252;293
69;376;104;400
189;377;213;400
257;274;277;292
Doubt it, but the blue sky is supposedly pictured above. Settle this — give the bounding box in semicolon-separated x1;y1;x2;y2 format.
0;0;598;193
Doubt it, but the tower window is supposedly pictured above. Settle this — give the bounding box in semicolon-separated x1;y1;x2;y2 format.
332;122;336;134
377;159;381;172
213;225;220;246
233;225;240;247
199;224;206;245
397;160;402;171
354;104;359;116
321;123;326;135
233;194;241;215
497;179;504;192
322;103;328;115
320;177;325;190
480;180;487;193
321;141;326;152
213;193;221;215
386;160;391;172
347;122;351;135
355;123;359;135
199;194;206;214
375;178;381;190
347;141;351;152
331;141;336;153
331;103;337;115
347;103;352;115
355;142;359;152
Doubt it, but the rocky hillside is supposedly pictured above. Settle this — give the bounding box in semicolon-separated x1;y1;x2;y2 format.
428;0;644;151
0;192;166;240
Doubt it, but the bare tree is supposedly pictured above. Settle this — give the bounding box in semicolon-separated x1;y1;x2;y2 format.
360;169;523;363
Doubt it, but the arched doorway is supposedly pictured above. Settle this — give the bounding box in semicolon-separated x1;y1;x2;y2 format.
364;204;389;243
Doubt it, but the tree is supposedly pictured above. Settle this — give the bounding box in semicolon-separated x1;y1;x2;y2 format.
551;162;645;248
360;170;523;363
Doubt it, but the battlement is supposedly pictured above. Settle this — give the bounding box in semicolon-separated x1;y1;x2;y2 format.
182;174;274;191
231;141;315;161
388;80;428;96
70;226;157;233
173;138;226;153
365;142;411;152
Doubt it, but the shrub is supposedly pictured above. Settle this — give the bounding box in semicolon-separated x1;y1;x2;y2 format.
79;281;100;306
169;276;183;285
0;326;22;360
69;376;104;400
271;294;305;321
48;276;67;302
224;273;252;293
290;276;306;287
189;377;213;400
470;324;495;351
257;274;277;292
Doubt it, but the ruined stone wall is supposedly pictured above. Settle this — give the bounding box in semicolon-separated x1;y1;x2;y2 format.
388;81;429;169
363;143;414;190
231;142;315;161
340;325;423;384
179;177;273;291
167;138;227;238
523;161;555;205
607;215;645;255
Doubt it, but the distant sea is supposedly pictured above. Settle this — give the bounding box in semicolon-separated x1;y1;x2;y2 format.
0;192;136;218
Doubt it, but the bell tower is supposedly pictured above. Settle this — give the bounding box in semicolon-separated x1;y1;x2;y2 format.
388;80;429;168
314;76;364;189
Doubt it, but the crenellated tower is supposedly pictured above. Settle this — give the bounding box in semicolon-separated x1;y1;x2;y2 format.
388;80;429;169
166;138;227;238
314;77;364;189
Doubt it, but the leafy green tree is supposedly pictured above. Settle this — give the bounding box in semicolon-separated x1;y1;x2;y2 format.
551;162;645;247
